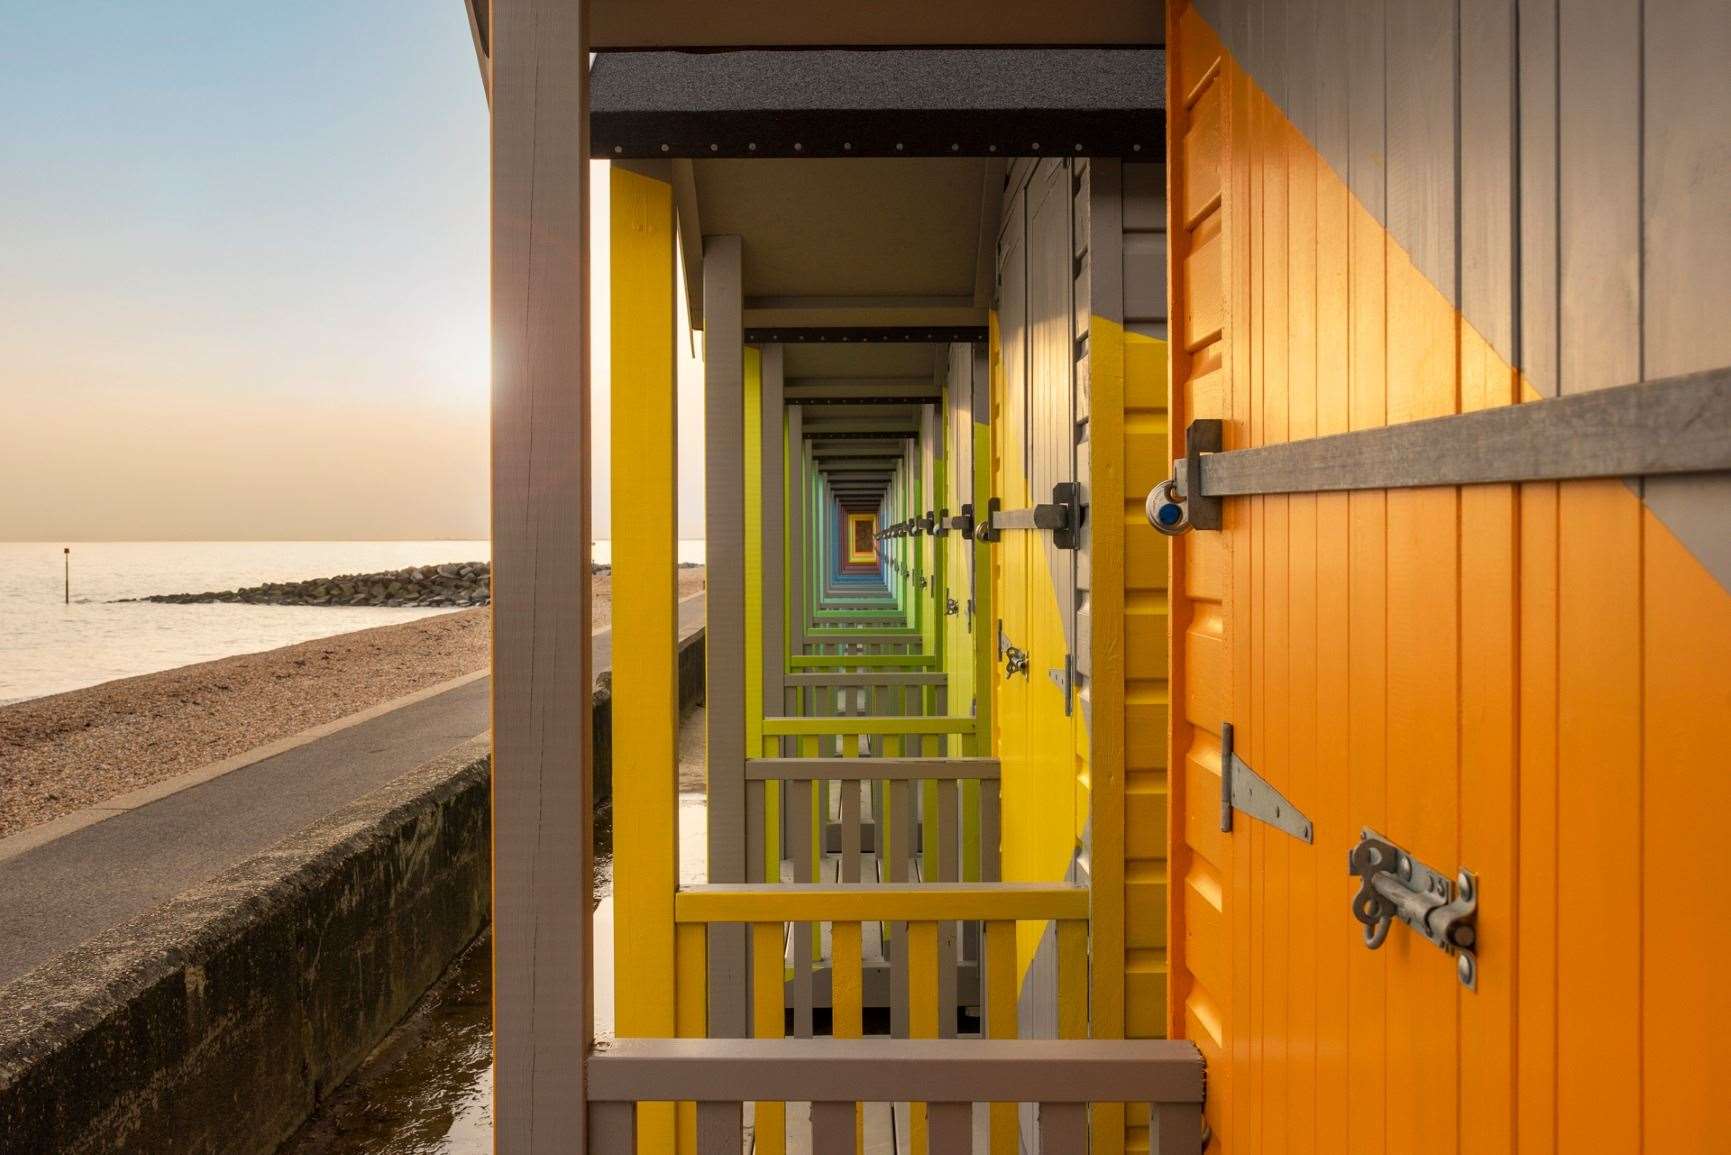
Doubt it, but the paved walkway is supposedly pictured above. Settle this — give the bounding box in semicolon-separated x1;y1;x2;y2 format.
0;595;705;986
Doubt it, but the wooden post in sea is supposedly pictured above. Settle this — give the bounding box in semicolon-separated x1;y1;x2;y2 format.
64;547;69;605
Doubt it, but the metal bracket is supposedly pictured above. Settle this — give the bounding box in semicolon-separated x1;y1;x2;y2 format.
1182;419;1224;531
949;503;975;538
1219;722;1313;843
985;483;1087;550
974;497;1002;542
1348;830;1479;990
931;508;949;537
945;596;960;616
1046;653;1075;716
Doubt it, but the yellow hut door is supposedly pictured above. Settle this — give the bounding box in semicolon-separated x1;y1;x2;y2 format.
993;159;1083;1006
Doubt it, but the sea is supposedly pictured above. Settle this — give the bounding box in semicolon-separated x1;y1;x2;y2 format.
0;540;705;705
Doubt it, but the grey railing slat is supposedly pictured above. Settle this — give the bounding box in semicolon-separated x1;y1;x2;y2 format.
1039;1102;1088;1154
811;1101;855;1151
589;1101;636;1151
696;1100;743;1155
791;779;815;1038
981;781;1001;882
1154;1102;1205;1155
929;1101;972;1152
841;778;863;883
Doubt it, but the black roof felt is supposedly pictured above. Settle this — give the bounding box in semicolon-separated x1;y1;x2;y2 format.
590;48;1165;158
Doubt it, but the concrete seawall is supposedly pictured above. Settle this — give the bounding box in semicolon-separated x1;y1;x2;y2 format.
0;626;704;1155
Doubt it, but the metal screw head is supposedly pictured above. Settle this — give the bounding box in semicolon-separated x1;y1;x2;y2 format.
1457;952;1476;987
1399;856;1413;879
1456;871;1475;902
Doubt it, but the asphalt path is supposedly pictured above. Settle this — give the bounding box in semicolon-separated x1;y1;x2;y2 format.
0;595;704;986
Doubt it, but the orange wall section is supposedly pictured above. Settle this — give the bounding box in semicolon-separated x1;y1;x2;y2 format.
1164;3;1731;1153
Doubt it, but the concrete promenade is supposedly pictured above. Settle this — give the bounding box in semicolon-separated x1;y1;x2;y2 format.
0;593;705;986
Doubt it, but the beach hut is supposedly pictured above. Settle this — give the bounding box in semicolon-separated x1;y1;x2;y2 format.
475;0;1731;1150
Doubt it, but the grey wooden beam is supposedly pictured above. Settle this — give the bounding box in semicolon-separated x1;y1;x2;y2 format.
747;757;1003;781
587;1038;1207;1104
490;0;590;1148
702;234;748;1039
1188;367;1731;498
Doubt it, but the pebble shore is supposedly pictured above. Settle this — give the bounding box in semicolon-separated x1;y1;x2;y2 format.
0;567;706;840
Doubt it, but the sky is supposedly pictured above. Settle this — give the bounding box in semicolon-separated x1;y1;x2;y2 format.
0;1;704;542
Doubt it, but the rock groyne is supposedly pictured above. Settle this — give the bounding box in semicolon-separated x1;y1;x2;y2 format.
130;562;496;609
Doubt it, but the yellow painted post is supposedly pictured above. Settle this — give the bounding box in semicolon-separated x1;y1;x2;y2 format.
675;924;709;1152
908;920;940;1155
609;162;679;1152
752;921;787;1153
832;919;865;1152
985;919;1019;1153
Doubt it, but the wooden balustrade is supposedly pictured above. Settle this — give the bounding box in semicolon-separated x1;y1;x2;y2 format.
587;1037;1205;1155
668;883;1091;1153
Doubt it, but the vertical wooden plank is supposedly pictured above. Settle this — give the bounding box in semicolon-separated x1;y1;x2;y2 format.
490;1;590;1149
1038;1103;1088;1155
984;920;1018;1154
753;921;787;1154
610;163;679;1133
1516;481;1559;1155
1555;482;1642;1155
762;345;786;735
833;921;863;1040
705;236;749;1040
607;168;680;1150
937;778;960;1039
811;1102;857;1155
1459;0;1518;367
1345;3;1389;1143
696;1102;743;1155
789;407;809;651
1641;4;1731;1146
980;779;1000;882
675;924;709;1155
929;1103;973;1154
1517;0;1559;397
1152;1103;1203;1155
790;779;815;1038
889;775;912;1038
1557;0;1640;397
908;920;940;1155
590;1102;637;1153
840;778;862;883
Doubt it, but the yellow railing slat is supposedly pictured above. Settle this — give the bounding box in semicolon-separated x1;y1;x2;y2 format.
674;883;1089;924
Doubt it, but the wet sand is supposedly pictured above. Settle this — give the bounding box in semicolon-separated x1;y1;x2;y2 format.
0;568;706;839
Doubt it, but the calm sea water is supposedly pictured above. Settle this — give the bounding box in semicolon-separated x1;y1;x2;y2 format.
0;540;705;705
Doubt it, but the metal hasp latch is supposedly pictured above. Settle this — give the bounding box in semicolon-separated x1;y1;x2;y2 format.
927;508;948;537
945;596;960;616
973;497;1002;542
1349;830;1479;990
949;503;975;538
1146;419;1224;536
997;620;1028;679
979;484;1086;550
1219;721;1313;843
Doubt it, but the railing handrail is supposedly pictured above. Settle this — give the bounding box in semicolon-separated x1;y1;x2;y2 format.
783;670;946;687
673;881;1087;923
746;756;1000;780
761;714;972;736
588;1037;1205;1104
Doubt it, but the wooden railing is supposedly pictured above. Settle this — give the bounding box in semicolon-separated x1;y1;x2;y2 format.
670;883;1090;1152
588;1037;1205;1154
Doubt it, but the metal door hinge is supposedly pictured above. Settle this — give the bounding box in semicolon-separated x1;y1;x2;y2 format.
1349;831;1479;989
1219;722;1313;843
945;596;960;616
928;509;948;537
